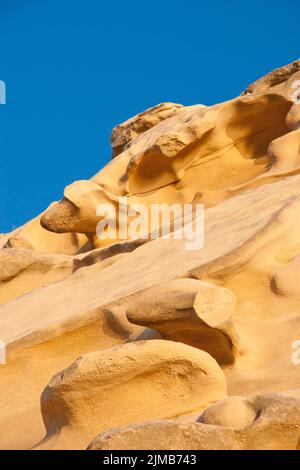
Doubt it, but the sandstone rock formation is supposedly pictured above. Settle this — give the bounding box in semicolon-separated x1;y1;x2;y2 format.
126;279;238;365
37;340;226;450
1;59;300;450
110;102;184;157
88;393;300;450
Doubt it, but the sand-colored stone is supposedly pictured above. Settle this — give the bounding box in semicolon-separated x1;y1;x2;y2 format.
0;241;140;304
2;173;300;354
2;167;300;449
1;60;300;450
198;396;256;429
40;92;299;248
0;299;137;450
127;279;238;365
88;393;300;450
0;248;73;304
286;104;300;131
110;102;184;157
241;59;300;95
4;210;88;255
36;340;226;449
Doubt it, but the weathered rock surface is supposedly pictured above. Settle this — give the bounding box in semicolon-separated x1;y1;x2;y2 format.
1;60;300;450
110;102;184;157
40;94;297;248
4;210;88;255
88;393;300;450
127;279;238;365
37;340;226;449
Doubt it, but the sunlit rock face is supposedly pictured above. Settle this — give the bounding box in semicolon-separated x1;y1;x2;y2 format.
1;60;300;450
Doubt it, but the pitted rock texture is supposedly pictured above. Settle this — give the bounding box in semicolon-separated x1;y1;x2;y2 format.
37;340;226;449
88;393;300;450
1;60;300;450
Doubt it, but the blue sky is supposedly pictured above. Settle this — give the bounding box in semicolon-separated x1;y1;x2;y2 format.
0;0;299;232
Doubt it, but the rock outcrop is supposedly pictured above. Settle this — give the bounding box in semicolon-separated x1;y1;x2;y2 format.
1;59;300;450
88;393;300;450
37;340;226;449
126;279;238;365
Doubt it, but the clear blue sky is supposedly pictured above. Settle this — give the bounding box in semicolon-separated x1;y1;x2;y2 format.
0;0;299;232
